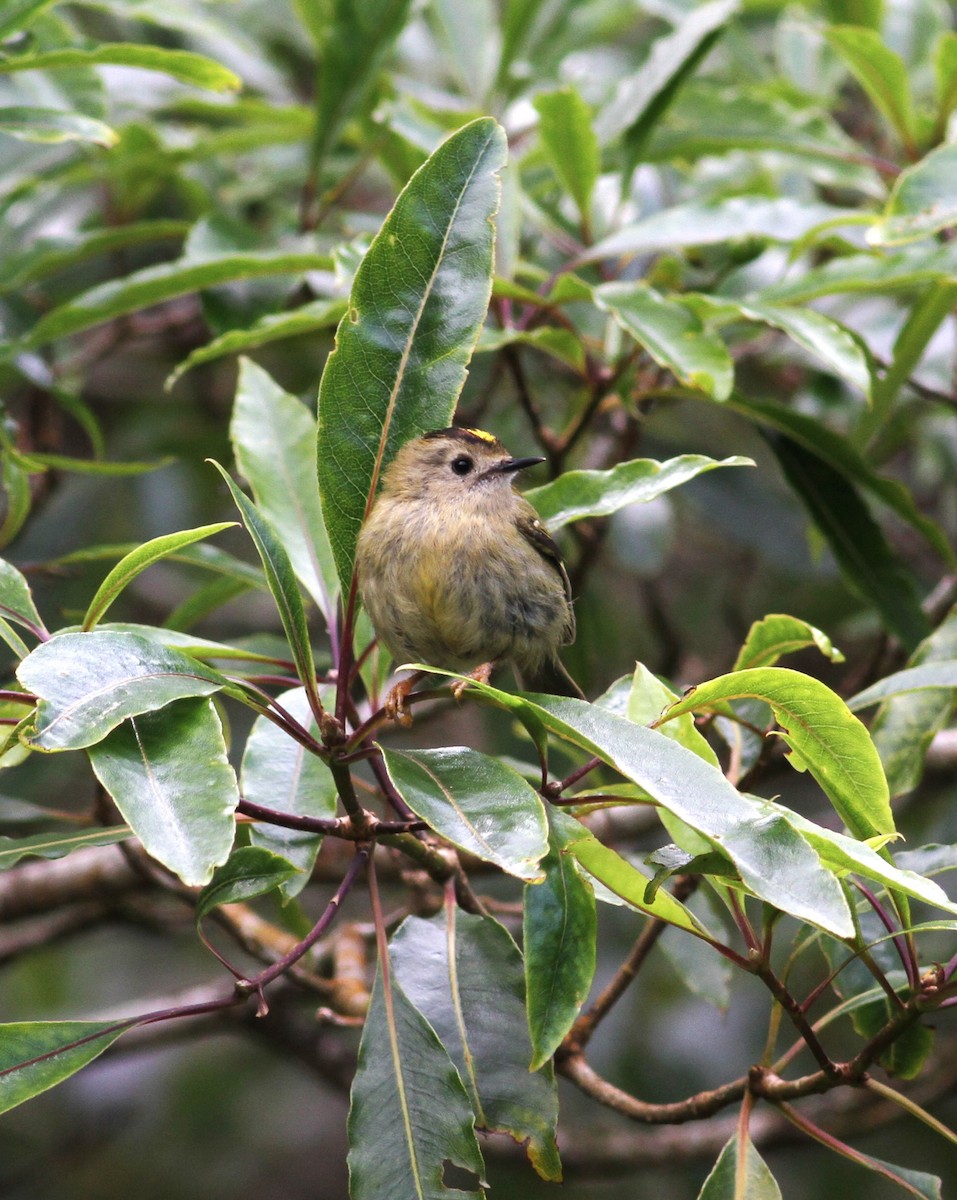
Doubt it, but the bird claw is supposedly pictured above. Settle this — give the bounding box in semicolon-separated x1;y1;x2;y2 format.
384;678;416;727
451;662;493;701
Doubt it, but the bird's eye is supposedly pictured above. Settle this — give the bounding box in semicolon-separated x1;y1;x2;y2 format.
450;455;473;476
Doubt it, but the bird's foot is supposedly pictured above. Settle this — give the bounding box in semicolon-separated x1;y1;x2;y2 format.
384;675;421;727
452;661;494;702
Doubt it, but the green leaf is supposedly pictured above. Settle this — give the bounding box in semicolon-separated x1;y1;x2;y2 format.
392;912;562;1180
567;829;715;936
824;25;917;149
380;747;548;881
8;452;173;477
88;698;239;887
196;846;299;920
0;559;46;636
0;826;131;871
533;86;599;221
0;1022;131;1115
81;523;235;631
734;613;844;670
0;0;60;38
526;454;752;530
0;106;117;147
698;1133;783;1199
867;608;957;797
759;242;957;304
316;117;507;592
934;31;957;132
165;297;347;389
209;462;320;716
730;394;953;564
582;198;858;262
849;662;957;710
524;810;597;1070
594;0;738;167
17;630;230;752
242;686;336;898
767;433;931;651
0;453;31;549
698;297;872;399
23;248;332;348
310;0;414;175
438;678;856;935
662;667;892;839
347;966;485;1200
230;359;338;624
0;44;240;93
476;324;586;373
595;282;734;399
870;144;957;245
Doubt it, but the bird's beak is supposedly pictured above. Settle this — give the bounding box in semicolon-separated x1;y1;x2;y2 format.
492;455;546;474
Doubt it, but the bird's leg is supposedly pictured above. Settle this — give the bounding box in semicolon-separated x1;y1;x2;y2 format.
384;671;424;727
451;661;494;701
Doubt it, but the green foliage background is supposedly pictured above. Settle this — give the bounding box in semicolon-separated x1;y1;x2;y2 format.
2;0;957;1197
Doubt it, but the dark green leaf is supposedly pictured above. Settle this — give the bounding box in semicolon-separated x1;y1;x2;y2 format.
380;747;548;881
595;282;734;399
0;826;131;871
0;106;117;146
88;698;239;887
17;631;230;752
767;433;931;650
524;810;596;1070
0;1022;131;1115
196;846;299;920
824;25;917;148
0;559;46;636
347;966;485;1200
316;117;507;592
391;912;561;1181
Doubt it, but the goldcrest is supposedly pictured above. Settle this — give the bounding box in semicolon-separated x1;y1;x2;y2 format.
356;427;582;705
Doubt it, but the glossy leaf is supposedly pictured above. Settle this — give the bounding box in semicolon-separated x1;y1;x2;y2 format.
524;810;597;1069
316;117;507;592
17;631;230;752
867;608;957;797
437;678;855;936
870;144;957;245
0;44;240;92
347;966;485;1200
582;198;858;262
230;358;338;623
527;454;750;531
0;1022;131;1115
24;249;332;348
0;826;131;871
210;463;320;715
166;298;347;389
0;559;46;636
0;107;117;147
195;846;299;920
392;912;561;1181
759;242;957;304
380;747;548;881
594;0;737;165
88;697;239;887
662;667;893;840
595;282;734;399
533;86;599;221
849;662;957;711
81;523;235;631
824;26;917;148
734;613;844;670
698;1133;782;1199
767;433;931;651
242;686;336;898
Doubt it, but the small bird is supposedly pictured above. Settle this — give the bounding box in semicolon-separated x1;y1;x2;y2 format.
356;427;582;718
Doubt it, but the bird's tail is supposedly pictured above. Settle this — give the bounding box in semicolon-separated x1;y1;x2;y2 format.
519;655;585;700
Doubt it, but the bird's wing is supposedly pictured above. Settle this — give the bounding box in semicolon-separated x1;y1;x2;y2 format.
516;508;576;643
